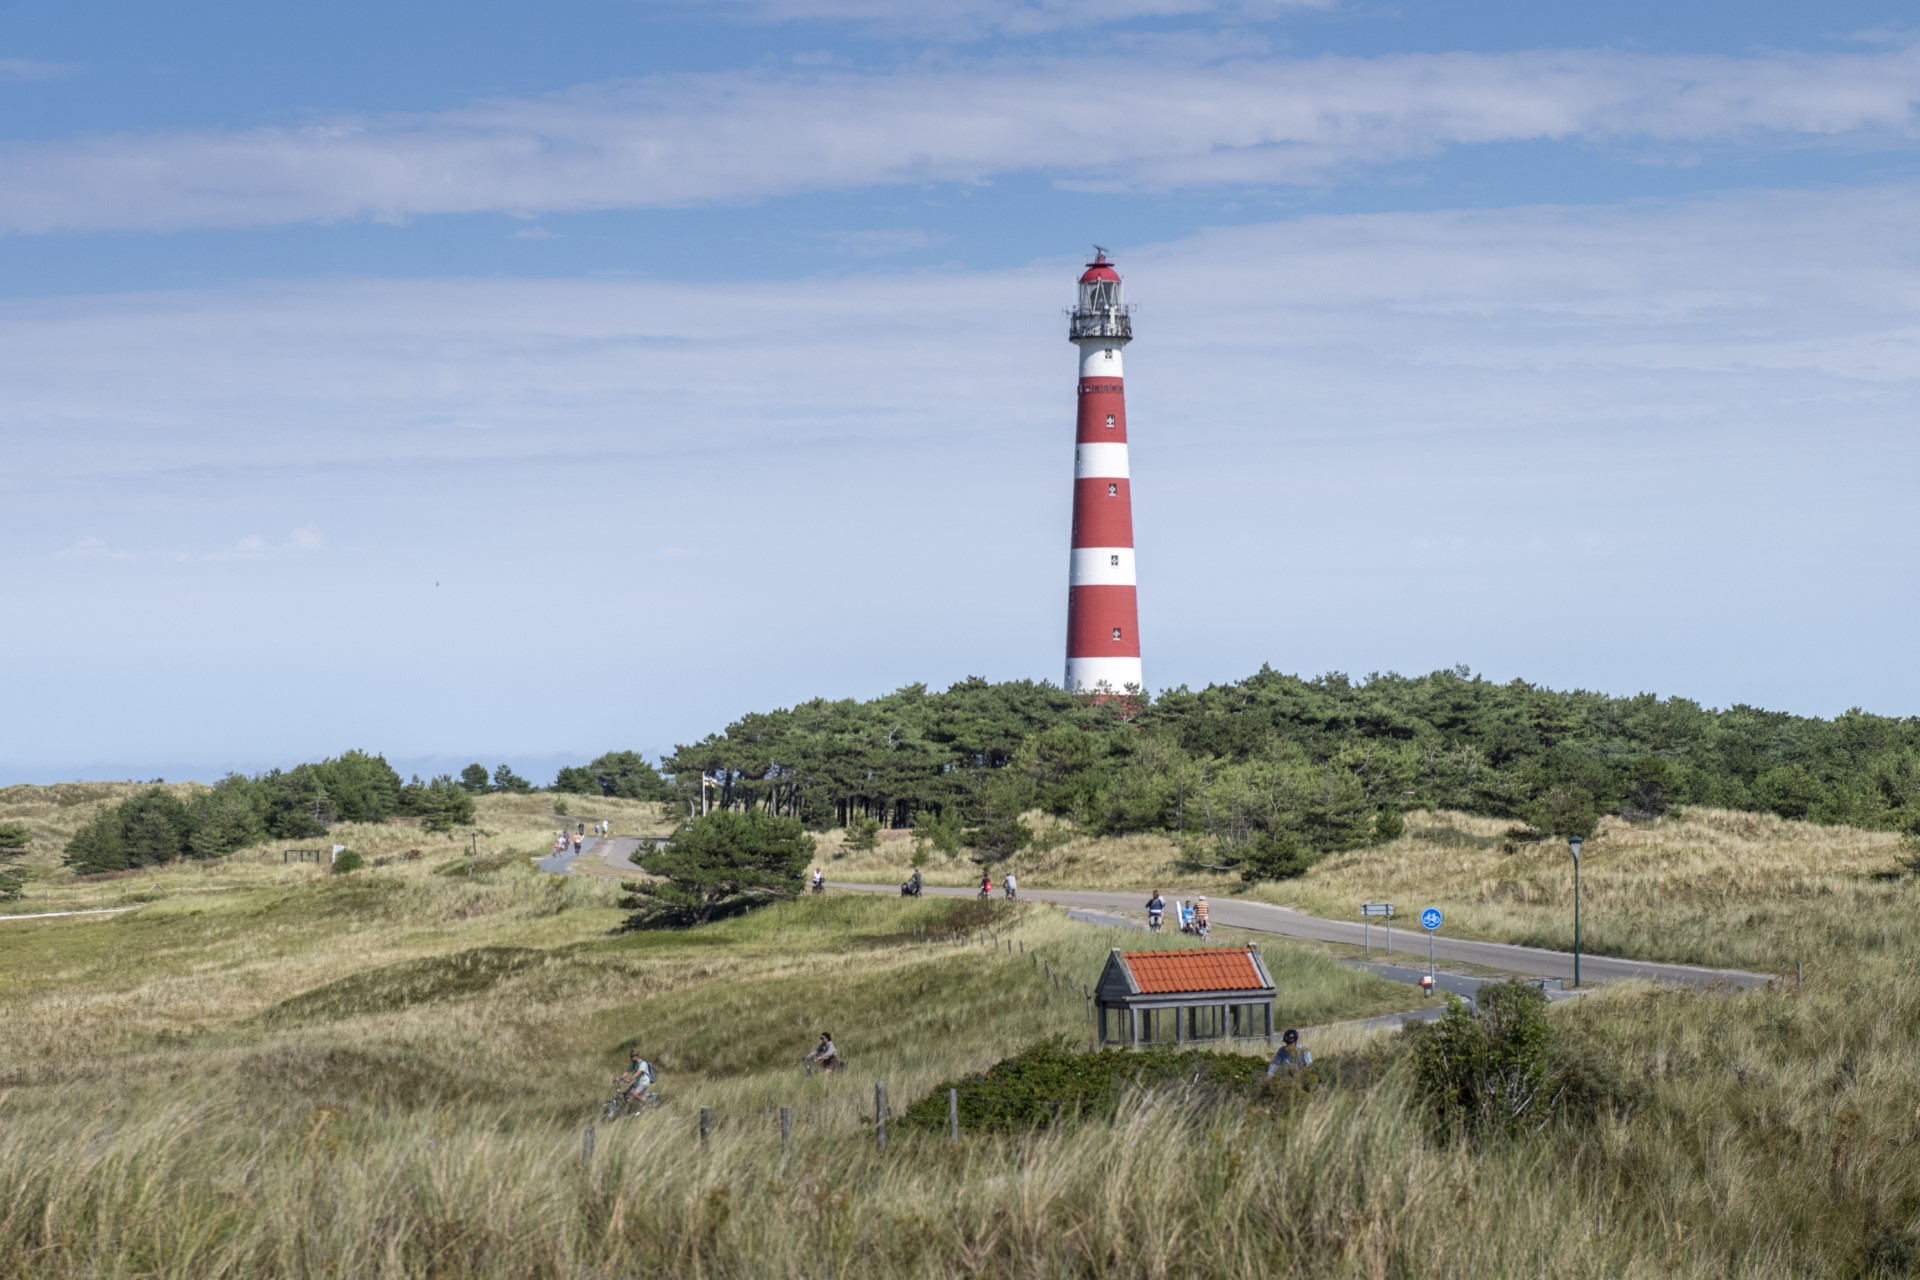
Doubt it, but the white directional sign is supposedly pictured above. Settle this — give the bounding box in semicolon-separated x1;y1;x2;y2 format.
1360;903;1395;918
1421;907;1443;931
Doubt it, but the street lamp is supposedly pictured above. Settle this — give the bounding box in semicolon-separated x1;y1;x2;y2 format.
1567;835;1583;988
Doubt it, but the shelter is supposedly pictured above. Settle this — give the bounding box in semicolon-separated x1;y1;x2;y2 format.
1093;946;1277;1047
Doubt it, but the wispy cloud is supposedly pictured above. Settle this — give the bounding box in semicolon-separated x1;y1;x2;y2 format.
817;228;949;257
699;0;1334;39
0;58;77;82
55;527;327;562
3;44;1919;232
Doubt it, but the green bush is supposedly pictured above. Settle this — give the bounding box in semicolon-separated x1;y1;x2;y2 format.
843;815;881;852
1407;980;1634;1142
903;1038;1270;1134
330;850;366;875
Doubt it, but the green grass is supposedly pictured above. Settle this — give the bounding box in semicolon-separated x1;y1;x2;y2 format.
7;791;1920;1275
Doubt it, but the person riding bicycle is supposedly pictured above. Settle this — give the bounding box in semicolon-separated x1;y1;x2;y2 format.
1193;897;1211;938
614;1049;657;1100
1004;871;1018;901
810;867;825;894
1146;891;1165;932
1266;1028;1312;1075
978;872;992;898
805;1032;841;1074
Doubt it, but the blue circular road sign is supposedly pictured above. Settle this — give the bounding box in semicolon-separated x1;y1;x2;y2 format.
1420;907;1443;931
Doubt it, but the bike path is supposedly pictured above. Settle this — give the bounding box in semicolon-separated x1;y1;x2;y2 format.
837;882;1771;991
538;837;642;879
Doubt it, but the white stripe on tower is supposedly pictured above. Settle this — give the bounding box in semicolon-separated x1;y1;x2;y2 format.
1064;248;1142;697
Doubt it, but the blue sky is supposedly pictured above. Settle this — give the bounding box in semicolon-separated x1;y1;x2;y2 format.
4;1;1920;784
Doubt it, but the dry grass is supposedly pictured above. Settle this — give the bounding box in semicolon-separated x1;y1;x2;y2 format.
0;780;203;872
1249;807;1916;973
8;790;1920;1275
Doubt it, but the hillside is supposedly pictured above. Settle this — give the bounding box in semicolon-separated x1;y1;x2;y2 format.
4;802;1919;1275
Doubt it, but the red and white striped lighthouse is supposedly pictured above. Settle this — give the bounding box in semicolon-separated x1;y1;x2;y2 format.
1064;248;1142;695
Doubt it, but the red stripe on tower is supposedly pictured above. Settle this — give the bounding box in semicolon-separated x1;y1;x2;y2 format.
1065;248;1142;695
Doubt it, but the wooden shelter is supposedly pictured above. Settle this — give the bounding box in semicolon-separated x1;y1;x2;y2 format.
1093;946;1277;1047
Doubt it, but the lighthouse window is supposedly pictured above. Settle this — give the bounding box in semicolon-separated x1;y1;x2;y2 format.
1112;627;1124;641
1103;350;1114;361
1105;414;1115;428
1107;483;1118;497
1110;554;1120;566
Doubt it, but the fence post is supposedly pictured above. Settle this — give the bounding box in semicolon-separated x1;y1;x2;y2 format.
948;1088;959;1142
875;1082;888;1152
699;1106;712;1149
582;1122;595;1167
780;1106;792;1150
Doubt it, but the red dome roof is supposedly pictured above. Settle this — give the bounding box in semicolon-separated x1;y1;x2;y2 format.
1079;259;1121;284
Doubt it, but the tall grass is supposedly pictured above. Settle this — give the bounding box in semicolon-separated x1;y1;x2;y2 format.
1256;807;1918;972
8;798;1920;1275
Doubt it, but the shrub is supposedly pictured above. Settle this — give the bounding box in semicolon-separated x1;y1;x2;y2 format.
1407;980;1634;1142
903;1037;1270;1134
330;850;365;875
843;815;881;852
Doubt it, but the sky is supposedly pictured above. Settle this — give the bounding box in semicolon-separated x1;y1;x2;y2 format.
4;0;1920;784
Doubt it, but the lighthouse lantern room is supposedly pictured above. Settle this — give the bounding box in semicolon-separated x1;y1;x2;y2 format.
1064;248;1143;696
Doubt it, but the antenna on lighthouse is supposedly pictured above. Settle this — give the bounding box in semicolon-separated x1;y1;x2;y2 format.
1063;250;1142;701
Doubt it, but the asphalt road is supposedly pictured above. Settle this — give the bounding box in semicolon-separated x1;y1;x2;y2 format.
538;836;642;879
836;882;1772;991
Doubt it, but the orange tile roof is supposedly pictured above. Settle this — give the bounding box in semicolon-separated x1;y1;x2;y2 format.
1121;948;1268;995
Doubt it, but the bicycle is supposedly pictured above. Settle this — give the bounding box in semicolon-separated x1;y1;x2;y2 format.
602;1088;663;1121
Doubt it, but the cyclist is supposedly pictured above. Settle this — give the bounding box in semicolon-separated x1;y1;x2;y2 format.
1146;891;1165;932
810;867;825;894
1193;897;1210;939
1266;1028;1312;1075
805;1031;841;1074
1004;871;1018;901
978;872;992;899
614;1049;658;1104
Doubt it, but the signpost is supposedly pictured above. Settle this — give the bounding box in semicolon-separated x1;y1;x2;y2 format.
1360;903;1394;957
1420;907;1442;987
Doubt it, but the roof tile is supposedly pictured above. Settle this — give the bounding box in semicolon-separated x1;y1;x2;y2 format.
1121;948;1267;995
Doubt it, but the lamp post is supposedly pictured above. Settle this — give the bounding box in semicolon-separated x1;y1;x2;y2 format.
1568;835;1583;988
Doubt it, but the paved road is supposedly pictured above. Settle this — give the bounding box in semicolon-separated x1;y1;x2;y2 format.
538;837;642;879
840;883;1771;991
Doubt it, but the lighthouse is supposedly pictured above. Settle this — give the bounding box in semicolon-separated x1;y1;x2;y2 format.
1064;248;1142;696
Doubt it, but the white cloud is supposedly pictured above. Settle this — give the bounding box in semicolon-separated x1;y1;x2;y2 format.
6;181;1920;496
2;43;1918;232
52;528;328;562
702;0;1334;39
818;228;950;256
0;58;76;82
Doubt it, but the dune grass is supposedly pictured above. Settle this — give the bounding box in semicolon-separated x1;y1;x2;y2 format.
1248;807;1919;974
8;791;1920;1275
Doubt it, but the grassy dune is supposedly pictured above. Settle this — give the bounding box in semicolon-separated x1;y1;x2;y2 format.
7;792;1920;1275
1254;807;1915;974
